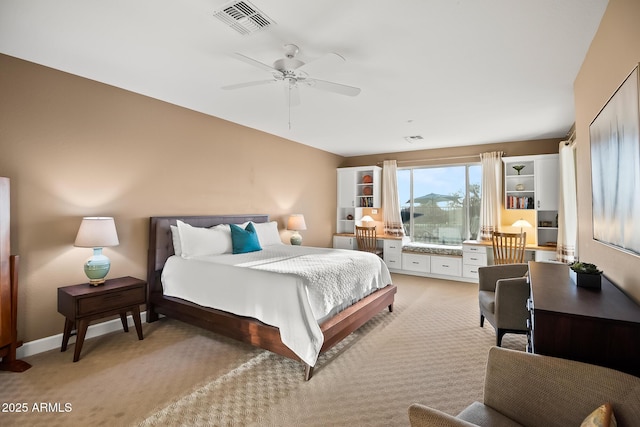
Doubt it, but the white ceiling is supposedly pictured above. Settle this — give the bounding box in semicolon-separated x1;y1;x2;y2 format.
0;0;608;157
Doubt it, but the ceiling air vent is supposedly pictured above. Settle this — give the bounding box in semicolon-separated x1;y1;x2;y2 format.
404;135;424;143
213;1;275;35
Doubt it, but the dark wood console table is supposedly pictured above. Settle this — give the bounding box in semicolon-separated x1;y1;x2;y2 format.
527;261;640;377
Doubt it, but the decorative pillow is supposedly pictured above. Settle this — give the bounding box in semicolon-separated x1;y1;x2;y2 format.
170;225;182;256
251;221;282;246
230;222;262;254
580;403;617;427
176;220;232;258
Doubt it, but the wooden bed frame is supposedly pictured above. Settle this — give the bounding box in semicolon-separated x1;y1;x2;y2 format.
146;214;396;380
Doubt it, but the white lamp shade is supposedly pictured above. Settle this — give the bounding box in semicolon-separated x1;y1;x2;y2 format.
287;214;307;231
511;219;533;229
74;217;120;248
360;215;375;227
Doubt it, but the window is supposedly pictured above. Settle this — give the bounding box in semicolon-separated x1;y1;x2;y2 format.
398;164;481;244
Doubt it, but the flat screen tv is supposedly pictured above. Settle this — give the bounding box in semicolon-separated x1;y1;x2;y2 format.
590;64;640;255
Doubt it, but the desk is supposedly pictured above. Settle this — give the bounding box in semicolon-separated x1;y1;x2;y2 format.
527;261;640;377
334;233;409;270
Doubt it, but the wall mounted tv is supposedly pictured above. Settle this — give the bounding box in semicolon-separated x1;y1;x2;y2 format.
590;64;640;255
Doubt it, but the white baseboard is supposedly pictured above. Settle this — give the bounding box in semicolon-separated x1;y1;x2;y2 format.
16;311;149;359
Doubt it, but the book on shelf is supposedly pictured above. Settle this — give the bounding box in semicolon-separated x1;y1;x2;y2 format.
360;196;373;207
507;195;534;209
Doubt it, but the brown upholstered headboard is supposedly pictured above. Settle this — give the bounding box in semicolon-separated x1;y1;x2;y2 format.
146;214;269;293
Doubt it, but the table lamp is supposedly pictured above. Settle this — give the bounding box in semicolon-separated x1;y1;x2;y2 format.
74;217;119;285
360;215;375;227
512;218;533;233
287;214;307;245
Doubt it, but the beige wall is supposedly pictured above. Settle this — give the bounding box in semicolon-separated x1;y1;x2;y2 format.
574;0;640;303
0;54;343;342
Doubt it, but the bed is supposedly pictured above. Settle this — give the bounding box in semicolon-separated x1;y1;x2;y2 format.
146;214;396;380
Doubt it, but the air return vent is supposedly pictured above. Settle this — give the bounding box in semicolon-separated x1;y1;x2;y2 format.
213;1;275;35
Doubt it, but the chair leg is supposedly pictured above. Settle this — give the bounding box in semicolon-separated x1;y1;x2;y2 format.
496;329;505;347
480;314;485;327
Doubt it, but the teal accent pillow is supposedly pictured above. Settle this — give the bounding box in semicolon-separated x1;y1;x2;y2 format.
230;222;262;254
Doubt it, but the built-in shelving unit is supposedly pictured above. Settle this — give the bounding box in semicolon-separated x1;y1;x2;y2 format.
503;154;559;247
336;166;381;234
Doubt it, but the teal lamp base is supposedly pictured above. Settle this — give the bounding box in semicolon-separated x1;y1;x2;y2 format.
290;232;303;246
84;247;111;286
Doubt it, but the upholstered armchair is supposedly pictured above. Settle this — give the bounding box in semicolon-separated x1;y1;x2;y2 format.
478;263;529;346
409;347;640;427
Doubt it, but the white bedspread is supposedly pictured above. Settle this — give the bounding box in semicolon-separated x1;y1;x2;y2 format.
161;245;392;366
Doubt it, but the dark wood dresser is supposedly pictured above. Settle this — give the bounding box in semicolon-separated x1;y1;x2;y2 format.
527;261;640;377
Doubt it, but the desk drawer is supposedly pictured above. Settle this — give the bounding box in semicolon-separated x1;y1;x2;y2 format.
463;245;486;254
77;286;145;316
384;253;402;269
383;240;402;255
402;253;430;273
463;264;480;279
463;252;487;266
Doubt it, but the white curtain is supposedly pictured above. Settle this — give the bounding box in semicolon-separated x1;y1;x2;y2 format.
382;160;405;236
557;140;578;263
479;151;503;241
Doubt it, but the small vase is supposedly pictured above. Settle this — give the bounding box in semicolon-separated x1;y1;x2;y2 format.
515;183;525;191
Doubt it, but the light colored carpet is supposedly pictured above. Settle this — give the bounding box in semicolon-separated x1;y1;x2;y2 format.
0;274;525;426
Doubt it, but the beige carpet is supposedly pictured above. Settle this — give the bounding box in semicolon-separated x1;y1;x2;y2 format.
0;274;525;427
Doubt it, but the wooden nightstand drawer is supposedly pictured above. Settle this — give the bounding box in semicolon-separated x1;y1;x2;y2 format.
77;285;145;316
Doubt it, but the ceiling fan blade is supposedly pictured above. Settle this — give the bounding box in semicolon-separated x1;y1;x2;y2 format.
298;52;346;75
305;78;361;97
233;52;278;73
221;80;275;90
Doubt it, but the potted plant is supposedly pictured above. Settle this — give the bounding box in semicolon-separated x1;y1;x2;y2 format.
569;262;602;289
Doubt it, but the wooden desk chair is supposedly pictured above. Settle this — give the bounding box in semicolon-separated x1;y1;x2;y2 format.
355;226;383;257
492;231;526;264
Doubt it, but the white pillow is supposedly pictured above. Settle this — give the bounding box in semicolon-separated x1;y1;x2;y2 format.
176;220;232;258
251;221;282;246
170;225;182;256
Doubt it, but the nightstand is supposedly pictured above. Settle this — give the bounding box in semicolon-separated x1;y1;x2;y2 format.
57;276;146;362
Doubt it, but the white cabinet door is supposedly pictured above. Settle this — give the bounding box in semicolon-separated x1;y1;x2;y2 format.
333;236;356;250
535;155;559;211
535;249;558;262
337;169;356;208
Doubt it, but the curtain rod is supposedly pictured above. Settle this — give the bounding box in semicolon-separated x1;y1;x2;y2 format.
377;154;481;166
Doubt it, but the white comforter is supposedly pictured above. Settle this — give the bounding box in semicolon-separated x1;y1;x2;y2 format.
161;245;392;366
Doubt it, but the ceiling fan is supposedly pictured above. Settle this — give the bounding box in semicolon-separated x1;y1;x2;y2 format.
222;44;361;126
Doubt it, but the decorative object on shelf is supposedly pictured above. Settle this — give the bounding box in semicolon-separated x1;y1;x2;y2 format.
569;262;602;290
360;215;375;227
346;214;354;220
74;217;119;286
539;221;553;227
362;186;373;196
362;174;373;183
511;218;533;233
287;214;307;245
515;183;525;191
512;165;525;175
